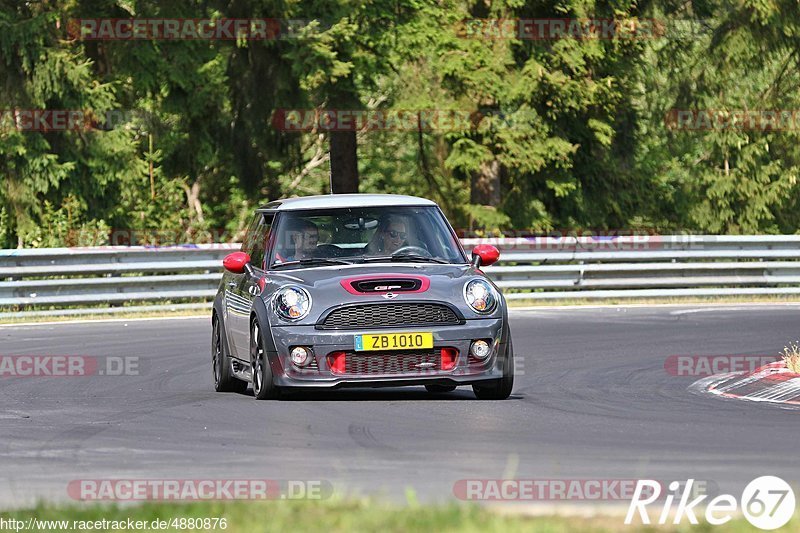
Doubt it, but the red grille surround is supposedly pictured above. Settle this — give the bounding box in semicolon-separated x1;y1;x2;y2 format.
327;348;459;376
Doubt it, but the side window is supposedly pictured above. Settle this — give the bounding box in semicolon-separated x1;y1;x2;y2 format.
242;213;273;270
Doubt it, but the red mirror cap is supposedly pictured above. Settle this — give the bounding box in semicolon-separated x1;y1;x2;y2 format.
223;252;251;274
472;244;500;267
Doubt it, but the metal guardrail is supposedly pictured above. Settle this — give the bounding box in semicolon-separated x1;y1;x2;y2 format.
467;235;800;299
3;236;800;312
0;244;237;308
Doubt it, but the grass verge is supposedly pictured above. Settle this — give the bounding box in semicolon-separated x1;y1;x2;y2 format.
0;500;797;533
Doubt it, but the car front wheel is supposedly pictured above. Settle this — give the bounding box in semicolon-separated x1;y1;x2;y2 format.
212;314;247;393
472;340;514;400
251;319;280;400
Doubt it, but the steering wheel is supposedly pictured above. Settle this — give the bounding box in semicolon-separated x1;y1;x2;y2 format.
392;245;432;258
314;244;344;258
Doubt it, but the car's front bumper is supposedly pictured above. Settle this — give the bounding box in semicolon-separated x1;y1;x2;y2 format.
264;318;508;388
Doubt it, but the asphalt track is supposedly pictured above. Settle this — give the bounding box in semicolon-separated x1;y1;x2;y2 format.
0;305;798;508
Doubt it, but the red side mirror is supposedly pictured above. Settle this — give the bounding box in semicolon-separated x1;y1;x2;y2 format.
471;244;500;267
223;252;251;274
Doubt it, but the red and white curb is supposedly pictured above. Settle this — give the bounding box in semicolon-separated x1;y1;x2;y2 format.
691;361;800;407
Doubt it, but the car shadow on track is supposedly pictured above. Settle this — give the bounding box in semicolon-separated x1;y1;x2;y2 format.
234;387;523;402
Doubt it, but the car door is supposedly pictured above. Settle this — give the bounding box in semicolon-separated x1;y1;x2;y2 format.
226;213;273;359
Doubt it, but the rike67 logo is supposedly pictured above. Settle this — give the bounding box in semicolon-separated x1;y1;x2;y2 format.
626;476;795;530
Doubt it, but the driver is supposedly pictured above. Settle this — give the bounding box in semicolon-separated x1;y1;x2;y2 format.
366;216;408;255
283;219;319;261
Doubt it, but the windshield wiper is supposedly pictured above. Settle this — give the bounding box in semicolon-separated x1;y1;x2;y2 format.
271;258;354;269
360;255;450;264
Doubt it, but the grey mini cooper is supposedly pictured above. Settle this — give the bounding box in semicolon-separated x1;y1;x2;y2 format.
212;194;514;400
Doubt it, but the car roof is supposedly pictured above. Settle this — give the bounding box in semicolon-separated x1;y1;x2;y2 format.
258;194;438;212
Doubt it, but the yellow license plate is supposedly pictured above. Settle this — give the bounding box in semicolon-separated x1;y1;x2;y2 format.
354;332;433;351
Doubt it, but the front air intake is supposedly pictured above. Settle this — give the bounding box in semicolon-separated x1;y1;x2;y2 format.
340;275;430;295
352;278;421;293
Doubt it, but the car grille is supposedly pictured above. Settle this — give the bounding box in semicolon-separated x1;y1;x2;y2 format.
318;303;461;329
334;350;443;375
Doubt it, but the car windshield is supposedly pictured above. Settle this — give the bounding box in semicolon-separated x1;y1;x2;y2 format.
268;206;466;268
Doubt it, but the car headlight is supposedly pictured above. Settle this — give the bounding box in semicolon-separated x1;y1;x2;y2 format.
274;286;312;320
463;279;497;314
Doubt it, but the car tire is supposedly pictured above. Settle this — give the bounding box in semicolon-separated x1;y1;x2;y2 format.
425;384;457;393
472;340;514;400
251;318;281;400
212;314;247;393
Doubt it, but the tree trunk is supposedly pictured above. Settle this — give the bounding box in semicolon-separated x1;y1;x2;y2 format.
327;74;360;194
182;180;205;223
470;159;501;206
329;130;358;193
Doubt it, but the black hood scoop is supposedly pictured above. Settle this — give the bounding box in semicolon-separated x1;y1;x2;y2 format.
351;278;422;293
